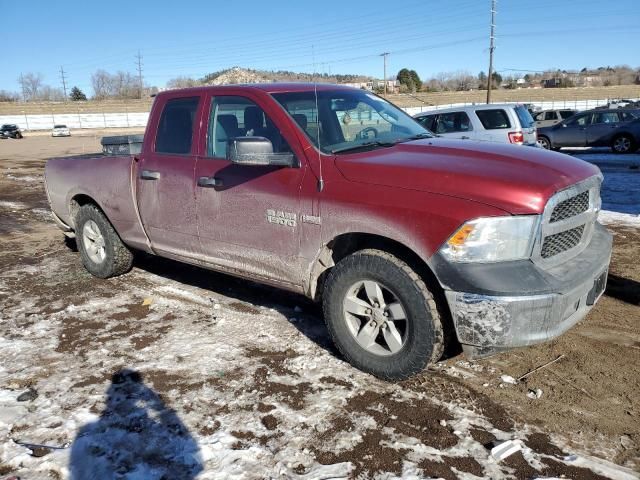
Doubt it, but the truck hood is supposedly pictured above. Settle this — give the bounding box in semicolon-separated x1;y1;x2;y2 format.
334;138;600;214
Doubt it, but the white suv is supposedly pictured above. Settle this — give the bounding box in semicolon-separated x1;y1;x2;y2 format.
413;103;537;147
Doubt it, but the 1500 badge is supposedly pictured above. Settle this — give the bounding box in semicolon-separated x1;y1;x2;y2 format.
266;209;297;227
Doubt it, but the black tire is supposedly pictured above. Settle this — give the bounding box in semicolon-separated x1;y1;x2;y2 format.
15;132;23;139
322;249;444;381
75;204;133;278
611;134;635;154
537;136;551;150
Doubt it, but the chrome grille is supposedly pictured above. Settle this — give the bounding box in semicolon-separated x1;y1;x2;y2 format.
541;225;585;258
550;191;589;223
532;175;601;266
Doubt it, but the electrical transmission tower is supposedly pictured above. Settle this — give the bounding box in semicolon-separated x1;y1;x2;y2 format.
135;51;144;99
60;66;68;101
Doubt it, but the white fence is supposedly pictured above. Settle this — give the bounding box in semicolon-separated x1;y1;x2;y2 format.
0;112;149;131
1;98;638;131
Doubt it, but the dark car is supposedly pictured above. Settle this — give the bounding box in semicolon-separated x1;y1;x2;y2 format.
0;124;23;139
537;109;640;153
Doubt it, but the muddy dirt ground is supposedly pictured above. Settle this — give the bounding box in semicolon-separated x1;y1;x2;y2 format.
0;135;638;479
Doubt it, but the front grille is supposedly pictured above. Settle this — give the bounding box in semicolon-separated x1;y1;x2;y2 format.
550;191;589;223
541;225;585;258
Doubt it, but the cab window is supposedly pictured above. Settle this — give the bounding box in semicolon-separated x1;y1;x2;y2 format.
207;96;291;158
155;97;199;155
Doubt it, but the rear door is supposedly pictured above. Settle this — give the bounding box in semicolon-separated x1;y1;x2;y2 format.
474;108;511;143
194;92;309;287
586;111;623;146
136;94;202;257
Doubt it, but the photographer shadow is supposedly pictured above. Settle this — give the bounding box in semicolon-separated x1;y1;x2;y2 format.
69;369;203;480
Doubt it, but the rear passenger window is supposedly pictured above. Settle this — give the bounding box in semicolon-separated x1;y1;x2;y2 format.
592;112;620;124
559;110;575;119
475;109;511;129
155;97;199;154
436;112;472;133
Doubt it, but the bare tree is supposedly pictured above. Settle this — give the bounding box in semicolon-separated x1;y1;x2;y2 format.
91;70;112;99
166;76;200;89
17;72;44;101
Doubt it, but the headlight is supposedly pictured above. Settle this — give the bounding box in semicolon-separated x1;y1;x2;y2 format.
440;216;539;263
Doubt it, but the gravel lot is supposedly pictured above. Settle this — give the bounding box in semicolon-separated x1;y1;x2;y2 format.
1;135;638;479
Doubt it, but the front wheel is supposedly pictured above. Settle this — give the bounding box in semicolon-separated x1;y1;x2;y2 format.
75;204;133;278
537;136;551;150
612;134;635;154
322;249;444;381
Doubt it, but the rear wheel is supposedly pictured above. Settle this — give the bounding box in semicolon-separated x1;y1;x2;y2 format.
15;132;23;139
75;204;133;278
322;249;443;380
612;134;635;154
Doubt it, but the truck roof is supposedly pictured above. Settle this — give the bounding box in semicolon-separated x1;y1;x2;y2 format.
156;82;358;97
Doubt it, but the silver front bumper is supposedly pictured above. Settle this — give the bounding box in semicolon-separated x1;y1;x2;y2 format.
443;222;612;350
445;266;608;348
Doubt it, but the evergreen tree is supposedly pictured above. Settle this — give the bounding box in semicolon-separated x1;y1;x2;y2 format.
70;86;87;101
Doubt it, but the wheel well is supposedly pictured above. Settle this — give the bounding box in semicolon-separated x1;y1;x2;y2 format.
69;194;98;228
313;232;440;299
311;232;459;356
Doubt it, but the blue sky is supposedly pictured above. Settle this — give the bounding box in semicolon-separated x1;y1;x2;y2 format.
1;0;638;96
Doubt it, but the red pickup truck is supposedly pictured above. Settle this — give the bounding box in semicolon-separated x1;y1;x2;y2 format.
45;84;612;380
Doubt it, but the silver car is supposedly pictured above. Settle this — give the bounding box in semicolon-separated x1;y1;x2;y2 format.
51;124;71;137
414;103;537;146
533;109;576;128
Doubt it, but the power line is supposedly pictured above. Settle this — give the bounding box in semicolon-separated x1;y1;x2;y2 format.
486;0;497;103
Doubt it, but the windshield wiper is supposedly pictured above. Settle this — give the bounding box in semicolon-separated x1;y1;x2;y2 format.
395;132;434;143
331;141;396;154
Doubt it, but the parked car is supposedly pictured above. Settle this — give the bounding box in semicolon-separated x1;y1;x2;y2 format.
51;124;71;137
533;109;577;128
413;103;537;146
537;109;640;153
0;124;23;139
45;84;611;380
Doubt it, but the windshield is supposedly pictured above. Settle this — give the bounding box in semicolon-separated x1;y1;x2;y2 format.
272;89;432;154
54;125;67;128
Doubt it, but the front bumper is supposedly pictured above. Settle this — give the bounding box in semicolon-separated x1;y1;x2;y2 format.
431;223;612;353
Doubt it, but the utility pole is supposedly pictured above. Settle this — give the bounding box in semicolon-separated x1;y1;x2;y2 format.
135;50;144;99
486;0;497;104
59;66;68;101
380;52;390;95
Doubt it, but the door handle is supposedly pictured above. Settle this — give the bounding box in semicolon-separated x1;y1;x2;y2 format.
197;176;223;188
461;136;470;140
140;170;161;180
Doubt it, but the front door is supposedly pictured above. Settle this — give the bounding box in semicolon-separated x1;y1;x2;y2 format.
136;95;202;257
553;113;590;147
194;93;308;287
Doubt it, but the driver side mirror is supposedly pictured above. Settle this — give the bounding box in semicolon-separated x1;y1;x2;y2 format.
227;137;297;167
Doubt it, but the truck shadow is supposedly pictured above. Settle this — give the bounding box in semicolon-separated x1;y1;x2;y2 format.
605;273;640;305
69;369;203;479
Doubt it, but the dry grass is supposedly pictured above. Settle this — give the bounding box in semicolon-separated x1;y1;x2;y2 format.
384;85;640;108
0;85;638;115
